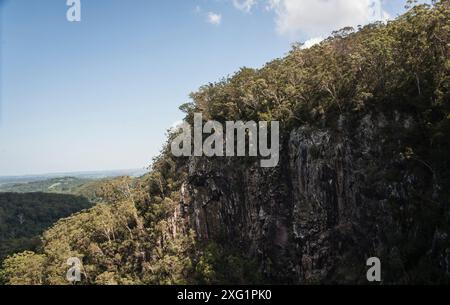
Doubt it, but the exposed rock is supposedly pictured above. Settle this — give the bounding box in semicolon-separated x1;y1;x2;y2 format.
180;112;449;284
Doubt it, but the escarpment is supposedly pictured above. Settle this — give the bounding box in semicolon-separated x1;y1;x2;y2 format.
175;2;450;284
180;111;449;284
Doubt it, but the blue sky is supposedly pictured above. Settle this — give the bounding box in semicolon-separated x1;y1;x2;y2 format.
0;0;424;176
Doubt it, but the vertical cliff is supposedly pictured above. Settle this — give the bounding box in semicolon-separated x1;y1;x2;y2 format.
181;111;449;284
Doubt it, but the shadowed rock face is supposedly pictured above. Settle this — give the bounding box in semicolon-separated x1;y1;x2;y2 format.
180;111;450;284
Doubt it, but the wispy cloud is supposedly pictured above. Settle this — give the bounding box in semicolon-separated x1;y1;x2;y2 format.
232;0;257;13
301;36;324;49
266;0;389;38
207;12;222;25
228;0;390;40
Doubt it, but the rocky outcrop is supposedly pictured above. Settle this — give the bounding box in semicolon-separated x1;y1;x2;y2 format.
180;112;449;284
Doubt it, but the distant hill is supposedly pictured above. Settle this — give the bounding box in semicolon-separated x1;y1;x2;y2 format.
0;169;149;194
0;177;92;194
0;168;148;187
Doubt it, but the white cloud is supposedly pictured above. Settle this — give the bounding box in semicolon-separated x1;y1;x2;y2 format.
233;0;257;12
207;12;222;25
267;0;389;39
301;36;324;49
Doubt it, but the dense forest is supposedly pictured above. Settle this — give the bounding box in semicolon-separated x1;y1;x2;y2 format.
0;193;92;263
0;1;449;285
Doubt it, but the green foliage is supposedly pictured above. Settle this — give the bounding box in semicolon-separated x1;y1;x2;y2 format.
194;242;264;285
185;1;449;133
0;193;92;261
1;1;449;285
74;176;137;204
1;176;197;285
0;251;46;285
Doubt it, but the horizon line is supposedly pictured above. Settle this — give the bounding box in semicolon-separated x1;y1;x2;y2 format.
0;167;149;179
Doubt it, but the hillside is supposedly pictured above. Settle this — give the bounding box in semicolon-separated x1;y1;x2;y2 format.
0;169;148;193
0;193;92;263
0;177;93;194
1;1;449;285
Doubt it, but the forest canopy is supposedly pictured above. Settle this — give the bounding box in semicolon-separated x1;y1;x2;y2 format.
0;193;92;262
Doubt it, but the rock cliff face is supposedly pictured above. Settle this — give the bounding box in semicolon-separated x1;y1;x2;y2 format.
180;111;449;284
